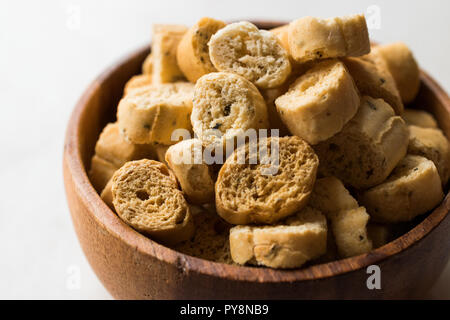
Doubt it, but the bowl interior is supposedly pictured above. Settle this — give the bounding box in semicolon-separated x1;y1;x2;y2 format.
69;21;450;282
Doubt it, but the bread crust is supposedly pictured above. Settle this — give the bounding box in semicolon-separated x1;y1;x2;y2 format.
177;17;226;82
229;207;327;268
142;53;153;75
343;52;404;115
88;123;156;191
111;159;194;244
310;177;372;258
165;139;215;204
209;21;291;88
151;24;187;83
374;42;420;104
288;14;370;63
216;136;319;224
359;155;444;223
89;155;118;192
117;83;194;145
315;96;409;189
191;72;269;148
402;109;438;128
408;125;450;185
123;74;152;95
275;60;360;144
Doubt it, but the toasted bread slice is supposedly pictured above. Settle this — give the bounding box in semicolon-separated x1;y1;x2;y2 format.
374;42;420;104
209;21;291;88
275;60;360;144
177;17;226;82
216;136;319;224
315;96;409;189
359;155;444;223
229;207;327;268
165;139;215;204
191;72;269;149
111;159;194;244
117;82;194;145
288;14;370;63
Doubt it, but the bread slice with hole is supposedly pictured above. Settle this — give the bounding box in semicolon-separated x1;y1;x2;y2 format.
408;125;450;185
288;14;370;63
275;59;360;144
151;24;188;83
216;136;319;224
117;82;194;145
111;159;194;245
124;74;152;95
359;155;444;223
165;139;215;204
315;96;409;189
229;206;327;269
343;52;404;115
373;42;420;104
310;177;372;258
191;72;269;149
208;21;291;88
173;205;233;263
177;17;226;82
402;109;438;128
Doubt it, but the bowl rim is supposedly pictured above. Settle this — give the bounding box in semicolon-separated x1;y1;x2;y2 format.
64;21;450;283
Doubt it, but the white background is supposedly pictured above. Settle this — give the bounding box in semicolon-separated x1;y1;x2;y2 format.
0;0;449;299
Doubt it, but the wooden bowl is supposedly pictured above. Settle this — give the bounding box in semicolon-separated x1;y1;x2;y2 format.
63;21;450;299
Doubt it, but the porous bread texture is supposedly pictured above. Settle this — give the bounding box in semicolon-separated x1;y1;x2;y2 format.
367;223;391;249
208;21;291;88
359;155;444;223
100;178;114;210
343;52;404;115
123;74;152;95
229;206;327;269
191;72;269;149
373;42;420;104
165;139;215;204
315;96;409;189
117;82;194;145
288;14;370;63
408;125;450;185
142;53;153;74
275;59;360;145
88;123;156;191
173;205;233;263
310;177;372;258
112;159;194;245
402;109;438;128
270;25;290;54
151;24;187;83
216;136;319;224
177;17;226;82
89;155;118;192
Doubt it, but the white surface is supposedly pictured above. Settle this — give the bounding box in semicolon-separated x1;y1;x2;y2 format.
0;0;449;299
